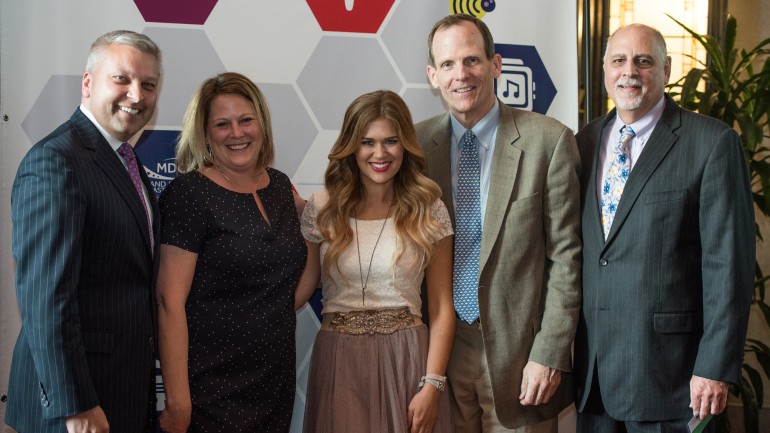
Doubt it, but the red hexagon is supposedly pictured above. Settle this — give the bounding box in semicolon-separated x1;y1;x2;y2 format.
134;0;218;25
307;0;395;33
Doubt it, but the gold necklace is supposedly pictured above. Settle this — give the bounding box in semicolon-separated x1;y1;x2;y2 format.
354;203;392;306
213;163;264;189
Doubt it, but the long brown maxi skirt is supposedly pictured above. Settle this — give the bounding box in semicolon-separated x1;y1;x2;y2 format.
302;324;453;433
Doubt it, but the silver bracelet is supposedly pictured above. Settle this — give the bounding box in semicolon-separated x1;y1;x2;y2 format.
418;375;447;392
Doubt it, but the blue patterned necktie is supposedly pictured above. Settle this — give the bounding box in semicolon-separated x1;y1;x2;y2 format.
454;129;482;323
118;142;153;246
601;125;635;239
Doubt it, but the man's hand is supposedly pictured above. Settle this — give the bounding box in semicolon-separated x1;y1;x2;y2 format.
690;375;729;419
519;361;561;406
65;405;109;433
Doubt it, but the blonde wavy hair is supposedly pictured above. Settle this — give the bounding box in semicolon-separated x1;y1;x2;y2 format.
175;72;274;173
317;90;444;274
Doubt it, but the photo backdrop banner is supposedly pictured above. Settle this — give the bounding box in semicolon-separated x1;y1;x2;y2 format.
0;1;577;431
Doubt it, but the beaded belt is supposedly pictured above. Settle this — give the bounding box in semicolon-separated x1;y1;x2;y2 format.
326;307;418;335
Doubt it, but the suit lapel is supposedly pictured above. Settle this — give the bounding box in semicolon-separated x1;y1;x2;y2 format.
603;97;681;246
479;104;521;271
71;110;154;253
584;115;613;247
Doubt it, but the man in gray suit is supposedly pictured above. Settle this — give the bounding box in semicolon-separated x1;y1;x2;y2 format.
416;14;582;433
574;24;755;432
6;30;162;433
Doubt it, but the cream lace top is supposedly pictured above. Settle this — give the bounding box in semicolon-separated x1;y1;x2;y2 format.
301;189;453;316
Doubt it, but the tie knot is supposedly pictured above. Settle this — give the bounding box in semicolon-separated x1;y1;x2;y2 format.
462;129;476;150
117;142;135;161
620;125;635;142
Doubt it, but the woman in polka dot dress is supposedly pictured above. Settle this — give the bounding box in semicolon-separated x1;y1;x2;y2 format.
156;72;306;433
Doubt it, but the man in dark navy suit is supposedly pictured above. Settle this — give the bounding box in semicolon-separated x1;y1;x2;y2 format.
6;30;162;433
574;24;754;433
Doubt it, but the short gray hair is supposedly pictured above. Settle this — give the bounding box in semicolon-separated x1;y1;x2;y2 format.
85;30;162;74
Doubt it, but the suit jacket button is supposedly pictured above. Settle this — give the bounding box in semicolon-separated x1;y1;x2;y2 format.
599;258;608;266
41;398;49;407
149;336;154;346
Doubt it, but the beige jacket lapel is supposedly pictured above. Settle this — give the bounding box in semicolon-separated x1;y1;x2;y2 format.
479;105;521;272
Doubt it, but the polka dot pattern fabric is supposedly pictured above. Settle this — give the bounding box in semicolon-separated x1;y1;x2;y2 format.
159;168;306;432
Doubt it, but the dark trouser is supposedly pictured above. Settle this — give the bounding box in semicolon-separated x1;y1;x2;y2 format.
577;366;711;433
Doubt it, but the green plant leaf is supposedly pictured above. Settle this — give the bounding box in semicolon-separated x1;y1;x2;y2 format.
751;349;770;400
724;15;737;59
758;301;770;329
667;14;728;83
744;363;764;408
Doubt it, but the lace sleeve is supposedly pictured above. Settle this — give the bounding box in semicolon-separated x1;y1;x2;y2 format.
300;192;323;243
431;199;454;240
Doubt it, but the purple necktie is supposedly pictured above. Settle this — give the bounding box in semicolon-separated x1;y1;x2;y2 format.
117;142;153;245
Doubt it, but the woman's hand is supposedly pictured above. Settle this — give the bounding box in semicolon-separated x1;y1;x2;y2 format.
159;402;192;433
407;385;440;433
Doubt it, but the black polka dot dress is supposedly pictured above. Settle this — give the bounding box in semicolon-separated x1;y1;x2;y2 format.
159;168;306;433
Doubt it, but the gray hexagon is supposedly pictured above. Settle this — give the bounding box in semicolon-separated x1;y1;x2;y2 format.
297;36;402;130
142;27;226;126
402;87;447;123
292;130;339;197
258;83;318;177
21;75;82;144
381;3;446;85
204;2;322;83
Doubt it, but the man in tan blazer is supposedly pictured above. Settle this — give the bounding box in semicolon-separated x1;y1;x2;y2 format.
415;14;582;433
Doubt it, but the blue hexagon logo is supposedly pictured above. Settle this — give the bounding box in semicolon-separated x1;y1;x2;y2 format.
494;44;557;115
134;129;179;198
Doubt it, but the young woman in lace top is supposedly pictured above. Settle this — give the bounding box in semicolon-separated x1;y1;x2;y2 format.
295;90;455;433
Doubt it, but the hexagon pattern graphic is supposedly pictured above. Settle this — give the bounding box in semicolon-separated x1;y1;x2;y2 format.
134;0;219;24
7;2;574;432
258;83;318;176
134;130;180;198
401;87;447;123
202;0;323;84
381;3;447;84
306;0;396;33
495;43;557;115
142;28;226;126
21;75;83;145
297;36;402;130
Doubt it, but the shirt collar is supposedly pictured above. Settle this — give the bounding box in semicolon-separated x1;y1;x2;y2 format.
610;96;666;139
450;99;500;150
79;104;124;152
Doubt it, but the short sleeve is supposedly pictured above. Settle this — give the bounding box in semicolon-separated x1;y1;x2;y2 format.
158;173;207;253
300;191;324;243
431;199;453;241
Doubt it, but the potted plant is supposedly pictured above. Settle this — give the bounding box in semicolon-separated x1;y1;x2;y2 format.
665;13;770;433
